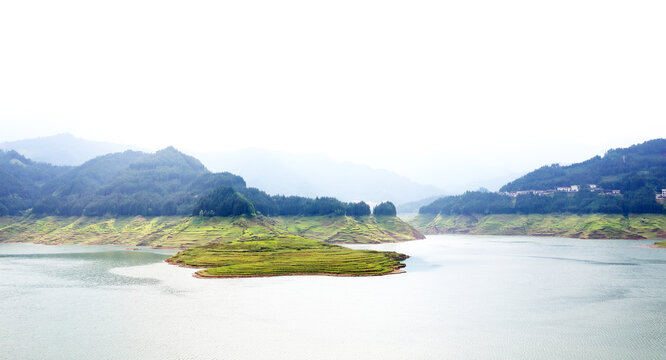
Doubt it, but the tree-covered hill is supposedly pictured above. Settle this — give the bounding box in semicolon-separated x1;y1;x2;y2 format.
0;150;70;215
419;139;666;216
500;139;666;193
0;147;398;219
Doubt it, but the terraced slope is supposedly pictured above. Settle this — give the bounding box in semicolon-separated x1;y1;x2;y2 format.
0;214;424;247
410;213;666;240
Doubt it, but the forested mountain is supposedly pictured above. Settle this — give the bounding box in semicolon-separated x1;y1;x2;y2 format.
0;150;71;215
0;147;396;218
419;139;666;216
500;139;666;192
32;147;246;216
0;133;134;166
0;147;245;216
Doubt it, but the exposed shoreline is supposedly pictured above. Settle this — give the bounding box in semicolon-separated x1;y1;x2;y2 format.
409;213;666;240
0;214;424;248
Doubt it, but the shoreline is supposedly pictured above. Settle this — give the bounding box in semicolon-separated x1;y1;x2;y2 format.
192;268;406;279
0;215;425;248
409;213;666;241
419;231;664;241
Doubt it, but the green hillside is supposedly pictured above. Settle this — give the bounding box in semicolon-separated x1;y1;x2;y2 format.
501;138;666;193
0;150;70;215
419;139;666;217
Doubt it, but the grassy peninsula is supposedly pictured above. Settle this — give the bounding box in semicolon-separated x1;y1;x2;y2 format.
410;213;666;240
167;235;409;277
655;241;666;248
0;214;423;247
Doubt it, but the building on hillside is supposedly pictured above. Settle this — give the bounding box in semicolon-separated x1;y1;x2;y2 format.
657;189;666;204
557;185;580;192
657;189;666;200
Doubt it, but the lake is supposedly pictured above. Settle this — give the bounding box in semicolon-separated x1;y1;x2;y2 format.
1;235;665;360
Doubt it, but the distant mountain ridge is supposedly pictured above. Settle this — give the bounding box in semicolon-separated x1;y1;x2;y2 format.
0;133;135;166
196;149;444;205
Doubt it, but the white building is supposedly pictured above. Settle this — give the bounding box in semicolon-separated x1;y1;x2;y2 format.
556;185;580;192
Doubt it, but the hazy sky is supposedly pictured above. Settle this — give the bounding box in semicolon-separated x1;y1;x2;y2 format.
1;0;664;188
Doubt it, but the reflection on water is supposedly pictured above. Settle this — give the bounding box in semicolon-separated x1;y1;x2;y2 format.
0;249;170;287
1;236;666;360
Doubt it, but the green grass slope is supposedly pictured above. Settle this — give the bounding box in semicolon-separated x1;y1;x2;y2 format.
410;213;666;240
166;235;409;277
0;214;424;247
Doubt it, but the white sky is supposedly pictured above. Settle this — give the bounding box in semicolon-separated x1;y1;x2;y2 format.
1;0;664;188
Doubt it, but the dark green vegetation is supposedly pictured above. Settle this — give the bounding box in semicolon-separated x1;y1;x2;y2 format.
193;187;256;217
0;147;244;216
373;201;397;216
420;192;514;215
0;147;398;219
196;187;381;218
420;139;666;216
501;139;666;214
0;214;424;247
410;213;666;240
166;235;409;277
419;189;664;215
501;139;666;193
0;150;71;216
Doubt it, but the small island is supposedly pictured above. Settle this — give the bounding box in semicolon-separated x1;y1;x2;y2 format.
655;241;666;248
166;235;409;278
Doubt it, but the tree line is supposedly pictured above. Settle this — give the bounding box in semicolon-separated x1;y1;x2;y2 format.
194;185;397;218
419;188;665;216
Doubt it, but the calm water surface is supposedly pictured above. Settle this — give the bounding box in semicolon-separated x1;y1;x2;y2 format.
1;235;665;360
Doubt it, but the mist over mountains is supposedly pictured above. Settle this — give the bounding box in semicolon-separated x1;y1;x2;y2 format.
196;149;444;205
0;134;445;206
0;133;135;166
